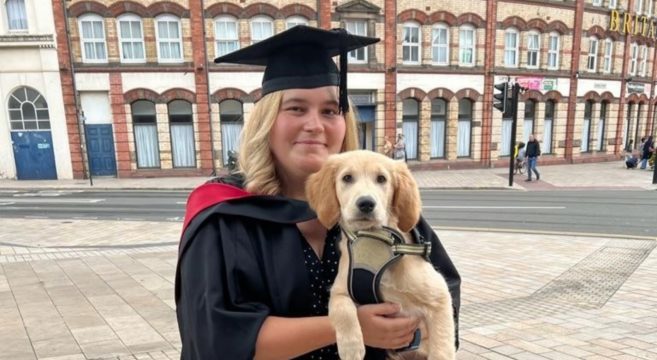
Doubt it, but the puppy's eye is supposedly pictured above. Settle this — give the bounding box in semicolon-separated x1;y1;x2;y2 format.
376;175;387;184
342;174;353;183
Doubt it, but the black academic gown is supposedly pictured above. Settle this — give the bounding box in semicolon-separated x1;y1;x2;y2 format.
175;178;461;360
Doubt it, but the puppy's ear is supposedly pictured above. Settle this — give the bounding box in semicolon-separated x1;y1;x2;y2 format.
392;161;421;232
305;160;340;228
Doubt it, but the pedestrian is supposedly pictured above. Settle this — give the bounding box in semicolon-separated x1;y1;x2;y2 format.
525;134;541;181
640;136;653;169
394;133;407;161
175;26;461;360
626;150;639;169
625;139;634;153
382;135;394;158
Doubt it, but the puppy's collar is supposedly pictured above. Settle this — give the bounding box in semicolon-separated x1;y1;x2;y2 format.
342;226;432;260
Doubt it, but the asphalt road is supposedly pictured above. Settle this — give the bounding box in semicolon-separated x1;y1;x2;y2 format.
0;189;655;237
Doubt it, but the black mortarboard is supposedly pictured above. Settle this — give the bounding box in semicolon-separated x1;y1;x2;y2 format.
214;25;379;113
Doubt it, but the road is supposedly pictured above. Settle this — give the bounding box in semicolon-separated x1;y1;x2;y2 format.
0;189;655;237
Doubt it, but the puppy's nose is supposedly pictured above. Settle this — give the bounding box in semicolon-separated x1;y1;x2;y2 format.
356;196;376;214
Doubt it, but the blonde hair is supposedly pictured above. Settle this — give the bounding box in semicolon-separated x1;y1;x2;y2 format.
237;89;359;195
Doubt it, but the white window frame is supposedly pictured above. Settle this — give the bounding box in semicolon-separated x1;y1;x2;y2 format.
117;14;145;63
155;14;183;63
547;32;560;70
504;28;519;68
431;23;449;66
630;42;638;76
215;15;239;57
609;0;618;9
526;31;540;69
458;25;476;67
6;0;28;31
592;0;602;5
603;38;613;73
587;37;599;72
346;20;368;63
402;22;421;64
639;45;648;76
78;14;108;63
636;0;644;14
286;15;308;29
250;16;273;44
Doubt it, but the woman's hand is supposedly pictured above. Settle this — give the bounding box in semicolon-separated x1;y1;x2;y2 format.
357;303;420;349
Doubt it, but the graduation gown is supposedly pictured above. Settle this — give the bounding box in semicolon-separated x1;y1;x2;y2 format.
175;178;461;360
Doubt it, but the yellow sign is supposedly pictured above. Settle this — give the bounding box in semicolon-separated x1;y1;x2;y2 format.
609;9;656;38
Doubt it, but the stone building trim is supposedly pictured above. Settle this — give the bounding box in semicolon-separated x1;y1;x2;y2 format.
124;88;160;104
600;91;615;103
109;1;149;17
205;2;242;18
68;1;112;17
212;88;251;103
626;93;640;103
397;87;427;101
147;2;190;18
242;3;280;19
582;91;602;102
249;88;262;102
454;88;482;101
427;11;456;26
397;9;428;25
544;90;564;102
123;88;198;104
69;1;190;18
546;20;569;35
280;4;316;20
520;89;543;101
526;19;547;32
161;88;197;103
457;13;485;28
427;88;455;101
584;25;610;40
500;16;527;31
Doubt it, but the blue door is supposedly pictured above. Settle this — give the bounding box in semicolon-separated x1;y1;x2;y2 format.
11;131;57;180
85;124;117;176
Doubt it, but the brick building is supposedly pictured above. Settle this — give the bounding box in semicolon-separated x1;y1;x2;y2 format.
2;0;656;179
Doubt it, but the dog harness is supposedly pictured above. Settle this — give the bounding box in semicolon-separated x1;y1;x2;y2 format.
343;226;432;351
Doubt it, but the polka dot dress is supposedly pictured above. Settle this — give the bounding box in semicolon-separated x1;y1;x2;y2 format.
298;227;340;359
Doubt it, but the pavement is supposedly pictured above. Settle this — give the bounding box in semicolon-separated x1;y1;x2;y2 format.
0;160;656;359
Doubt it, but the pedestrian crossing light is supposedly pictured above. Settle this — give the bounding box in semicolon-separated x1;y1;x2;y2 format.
493;82;510;116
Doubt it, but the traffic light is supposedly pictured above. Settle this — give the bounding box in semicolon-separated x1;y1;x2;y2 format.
493;82;511;116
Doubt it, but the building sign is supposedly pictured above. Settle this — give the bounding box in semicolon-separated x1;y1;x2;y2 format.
609;10;655;39
516;77;557;92
627;82;645;94
593;82;607;90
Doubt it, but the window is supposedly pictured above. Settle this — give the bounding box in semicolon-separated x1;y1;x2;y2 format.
286;16;307;29
597;101;607;151
169;100;195;168
649;0;654;16
603;39;613;73
582;101;593;152
544;100;555;154
639;45;648;76
459;26;475;66
219;100;243;165
523;100;536;143
430;98;447;158
346;20;368;63
504;29;519;67
432;24;449;65
635;103;643;144
629;42;638;76
402;99;419;159
609;0;617;9
78;14;107;63
6;0;27;30
457;99;472;157
215;16;239;57
592;0;602;5
587;37;598;72
117;14;145;63
8;87;50;130
624;103;634;147
251;16;273;43
132;100;160;168
155;15;183;62
636;0;644;13
526;32;540;69
402;22;421;64
547;33;560;70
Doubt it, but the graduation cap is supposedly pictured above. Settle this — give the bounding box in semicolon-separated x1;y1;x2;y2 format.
214;25;379;113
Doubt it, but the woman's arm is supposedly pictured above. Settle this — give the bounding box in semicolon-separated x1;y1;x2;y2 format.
254;316;335;360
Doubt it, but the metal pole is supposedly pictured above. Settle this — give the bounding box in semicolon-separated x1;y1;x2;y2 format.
508;84;519;187
81;116;93;186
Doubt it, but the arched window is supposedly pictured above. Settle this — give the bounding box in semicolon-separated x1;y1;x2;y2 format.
547;32;560;70
526;31;540;69
432;23;449;65
8;87;50;130
582;100;593;152
402;22;421;64
286;15;308;29
117;13;145;63
597;101;608;151
168;100;195;168
635;103;644;146
251;16;273;43
131;100;160;168
6;0;27;30
458;25;475;66
544;100;555;154
523;100;536;143
402;98;419;159
457;99;472;157
430;98;447;158
78;13;107;63
215;15;239;57
624;102;634;148
155;14;183;62
504;28;519;67
219;99;243;165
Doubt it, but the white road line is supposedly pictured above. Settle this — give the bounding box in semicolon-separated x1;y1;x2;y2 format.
0;201;15;206
176;201;187;205
423;206;565;209
0;198;105;204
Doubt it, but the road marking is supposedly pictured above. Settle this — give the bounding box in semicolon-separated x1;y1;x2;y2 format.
0;201;16;206
432;226;657;241
423;206;565;209
176;201;187;205
0;198;105;204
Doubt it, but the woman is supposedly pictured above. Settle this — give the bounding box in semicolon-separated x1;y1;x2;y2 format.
175;26;461;360
394;133;407;161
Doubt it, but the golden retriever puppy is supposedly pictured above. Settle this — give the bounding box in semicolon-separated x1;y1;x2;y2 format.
306;150;455;360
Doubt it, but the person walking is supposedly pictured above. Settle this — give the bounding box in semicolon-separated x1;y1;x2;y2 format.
525;134;541;181
640;136;654;169
393;133;407;161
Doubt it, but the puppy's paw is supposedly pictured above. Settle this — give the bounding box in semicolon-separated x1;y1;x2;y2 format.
337;337;366;360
